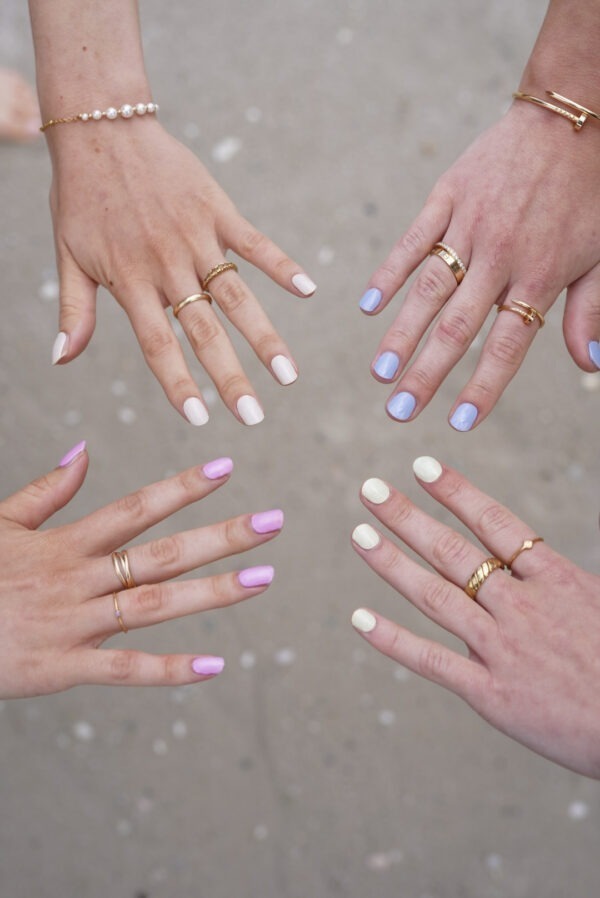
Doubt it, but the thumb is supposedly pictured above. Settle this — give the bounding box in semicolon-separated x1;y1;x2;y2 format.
0;441;89;530
563;262;600;372
52;253;98;365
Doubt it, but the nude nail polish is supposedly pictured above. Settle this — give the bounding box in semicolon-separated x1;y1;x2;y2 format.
251;510;284;534
58;440;87;467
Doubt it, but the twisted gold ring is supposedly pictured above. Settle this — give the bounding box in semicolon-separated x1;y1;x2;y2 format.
113;592;128;633
429;242;467;284
465;557;505;599
497;300;545;328
111;549;136;590
506;537;544;569
172;292;212;319
201;262;238;290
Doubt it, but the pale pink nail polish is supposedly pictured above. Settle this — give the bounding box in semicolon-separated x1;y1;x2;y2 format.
238;565;275;588
58;440;87;468
251;509;284;534
192;656;225;676
203;457;234;480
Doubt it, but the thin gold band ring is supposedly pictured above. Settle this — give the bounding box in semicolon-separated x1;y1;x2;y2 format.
172;292;213;319
506;537;544;569
201;262;238;290
111;549;136;589
113;592;128;633
497;300;545;328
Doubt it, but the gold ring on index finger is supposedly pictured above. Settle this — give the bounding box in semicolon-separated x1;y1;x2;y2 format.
172;292;213;319
111;549;137;589
497;300;545;328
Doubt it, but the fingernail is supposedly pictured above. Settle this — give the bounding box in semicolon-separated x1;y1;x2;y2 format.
387;391;416;421
351;608;377;633
373;351;400;380
413;456;442;483
251;509;284;534
588;340;600;369
237;395;265;426
52;331;69;365
361;478;390;504
271;355;298;385
58;440;87;467
359;288;382;313
291;273;317;296
192;656;225;676
238;565;275;588
183;396;209;426
450;402;478;432
202;457;233;480
352;523;381;550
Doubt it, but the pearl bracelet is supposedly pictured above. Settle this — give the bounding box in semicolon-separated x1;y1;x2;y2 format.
40;101;159;132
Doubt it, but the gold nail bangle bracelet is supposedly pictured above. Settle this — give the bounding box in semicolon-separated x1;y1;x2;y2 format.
513;90;600;132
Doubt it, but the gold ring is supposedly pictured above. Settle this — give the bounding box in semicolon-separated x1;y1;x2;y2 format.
429;243;467;284
172;292;213;319
505;537;544;569
464;557;505;599
113;592;128;633
201;262;238;290
497;299;545;328
111;549;136;589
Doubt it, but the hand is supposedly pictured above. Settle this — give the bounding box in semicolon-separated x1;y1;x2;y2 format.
0;444;283;698
0;67;40;142
359;103;600;431
48;120;316;425
351;457;600;778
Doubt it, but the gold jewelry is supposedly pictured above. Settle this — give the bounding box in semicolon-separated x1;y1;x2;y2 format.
172;292;212;319
465;557;505;599
113;592;128;633
111;550;136;590
40;101;159;132
497;299;545;328
201;262;238;290
513;91;600;132
429;243;467;284
505;537;544;569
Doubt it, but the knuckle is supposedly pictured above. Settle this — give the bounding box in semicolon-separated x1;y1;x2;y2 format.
408;365;435;392
142;326;176;361
400;224;428;256
414;268;451;307
386;494;413;530
115;488;147;521
418;642;449;680
218;373;248;400
223;516;243;547
214;278;247;314
431;530;471;568
187;314;221;352
488;332;526;368
422;578;455;617
238;227;266;256
109;651;138;682
134;584;166;616
477;502;513;538
434;311;475;351
149;535;181;568
161;654;180;683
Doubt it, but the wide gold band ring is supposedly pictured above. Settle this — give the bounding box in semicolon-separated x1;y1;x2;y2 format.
201;262;238;290
172;292;213;319
497;300;545;328
429;243;467;284
505;537;544;569
464;557;505;599
111;549;137;590
113;592;128;633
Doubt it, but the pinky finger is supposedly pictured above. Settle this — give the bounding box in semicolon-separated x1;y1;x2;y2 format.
76;649;225;687
351;608;481;698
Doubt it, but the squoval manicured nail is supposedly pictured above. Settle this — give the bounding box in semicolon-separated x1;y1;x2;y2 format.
192;656;225;676
359;288;382;313
58;440;87;468
352;523;381;550
202;457;233;480
361;478;390;504
589;341;600;369
52;331;69;365
238;565;275;588
351;608;377;633
413;456;442;483
387;391;416;421
237;395;264;426
291;273;317;296
183;396;209;426
373;351;400;380
271;355;298;385
251;509;284;534
450;402;478;432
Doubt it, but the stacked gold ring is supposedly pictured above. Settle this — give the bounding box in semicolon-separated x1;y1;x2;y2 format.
172;292;212;319
429;242;467;284
111;549;136;590
464;557;505;599
497;299;545;328
506;537;544;569
201;262;238;290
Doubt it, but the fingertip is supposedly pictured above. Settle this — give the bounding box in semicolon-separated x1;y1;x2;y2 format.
351;608;377;634
58;440;88;469
412;456;442;483
202;457;234;480
291;273;317;297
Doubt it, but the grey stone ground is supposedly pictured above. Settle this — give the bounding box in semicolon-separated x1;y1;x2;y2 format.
1;1;599;896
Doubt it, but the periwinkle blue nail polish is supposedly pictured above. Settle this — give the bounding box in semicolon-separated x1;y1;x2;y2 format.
450;402;478;432
387;391;416;421
359;288;382;313
588;340;600;369
374;351;400;380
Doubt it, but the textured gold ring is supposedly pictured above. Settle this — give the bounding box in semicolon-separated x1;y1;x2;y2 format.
172;292;212;319
465;557;505;599
429;243;467;284
201;262;238;290
111;549;136;590
497;300;545;328
113;592;129;633
506;537;544;569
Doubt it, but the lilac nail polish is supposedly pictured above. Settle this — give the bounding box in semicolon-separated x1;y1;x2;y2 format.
251;509;284;534
359;288;382;313
588;341;600;369
58;440;87;468
374;351;400;380
387;392;416;421
238;565;275;588
203;457;234;480
192;656;225;676
450;402;478;432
